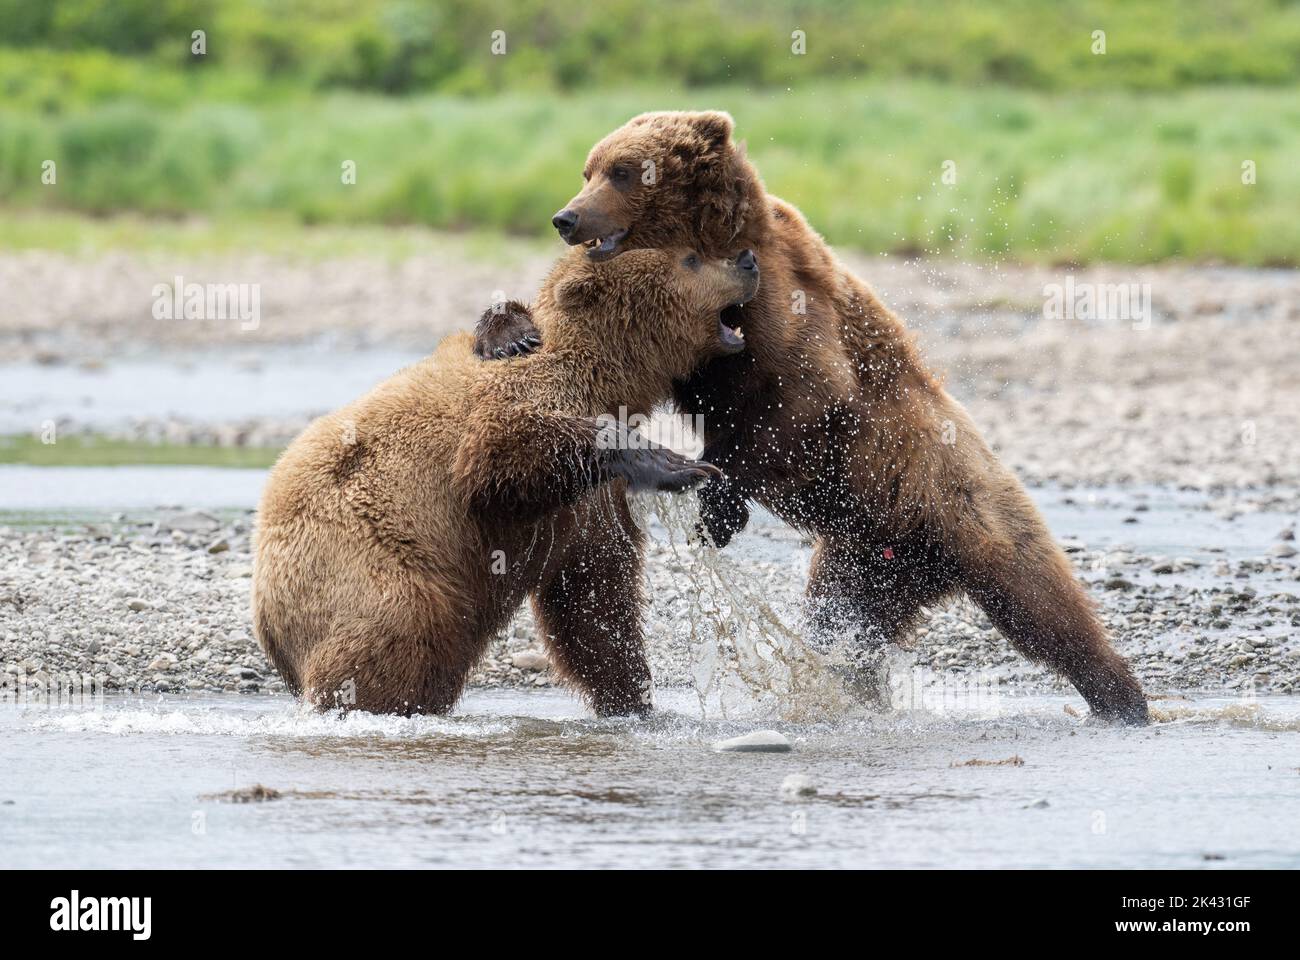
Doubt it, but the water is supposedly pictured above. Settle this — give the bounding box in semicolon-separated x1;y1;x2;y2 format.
0;465;267;511
0;349;422;432
2;689;1295;868
2;463;1293;554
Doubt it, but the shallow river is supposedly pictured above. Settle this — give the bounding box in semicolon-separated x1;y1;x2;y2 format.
2;689;1296;869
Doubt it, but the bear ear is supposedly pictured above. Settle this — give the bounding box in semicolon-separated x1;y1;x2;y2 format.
690;111;734;149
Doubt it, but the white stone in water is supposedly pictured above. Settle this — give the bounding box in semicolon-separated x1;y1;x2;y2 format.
510;650;548;672
780;774;817;798
712;730;792;753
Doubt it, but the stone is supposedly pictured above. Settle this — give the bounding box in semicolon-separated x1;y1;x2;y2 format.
510;650;549;672
712;730;792;753
780;774;818;798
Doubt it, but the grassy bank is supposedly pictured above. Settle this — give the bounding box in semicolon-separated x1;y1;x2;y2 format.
0;435;280;468
0;209;555;261
4;1;1297;101
3;82;1298;264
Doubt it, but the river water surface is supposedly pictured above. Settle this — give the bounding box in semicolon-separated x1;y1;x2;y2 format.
2;689;1296;869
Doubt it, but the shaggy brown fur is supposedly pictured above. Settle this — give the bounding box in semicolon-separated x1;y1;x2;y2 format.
253;246;757;716
477;111;1148;724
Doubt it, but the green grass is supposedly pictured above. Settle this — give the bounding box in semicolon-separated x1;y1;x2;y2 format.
0;435;281;468
0;209;555;262
3;81;1298;264
4;1;1299;99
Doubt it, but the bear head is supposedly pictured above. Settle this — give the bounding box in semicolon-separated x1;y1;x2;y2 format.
551;111;763;262
539;245;759;379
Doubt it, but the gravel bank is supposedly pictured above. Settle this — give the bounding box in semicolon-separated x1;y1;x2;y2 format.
2;501;1297;706
6;249;1299;499
3;241;1298;710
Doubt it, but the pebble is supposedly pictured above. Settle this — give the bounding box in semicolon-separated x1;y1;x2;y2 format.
713;730;792;753
510;650;549;672
1;488;1298;702
780;774;818;798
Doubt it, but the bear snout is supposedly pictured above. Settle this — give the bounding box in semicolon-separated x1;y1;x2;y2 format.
552;208;579;239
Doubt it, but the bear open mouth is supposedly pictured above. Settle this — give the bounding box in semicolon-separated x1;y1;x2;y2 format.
584;228;629;260
717;303;746;354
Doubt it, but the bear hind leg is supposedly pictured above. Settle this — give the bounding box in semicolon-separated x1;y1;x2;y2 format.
301;626;480;717
953;492;1149;724
806;534;957;705
531;501;652;717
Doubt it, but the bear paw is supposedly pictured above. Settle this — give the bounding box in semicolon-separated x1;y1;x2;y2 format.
474;299;542;360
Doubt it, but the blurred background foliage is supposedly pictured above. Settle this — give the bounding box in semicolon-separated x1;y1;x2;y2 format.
1;0;1298;263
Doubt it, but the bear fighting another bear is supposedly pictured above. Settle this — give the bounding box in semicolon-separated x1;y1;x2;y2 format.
252;246;757;715
477;111;1149;724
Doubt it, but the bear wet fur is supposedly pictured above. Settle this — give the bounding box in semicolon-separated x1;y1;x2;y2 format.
476;111;1149;724
253;246;756;716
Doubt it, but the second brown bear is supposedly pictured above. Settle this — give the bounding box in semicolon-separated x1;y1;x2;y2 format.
478;111;1149;724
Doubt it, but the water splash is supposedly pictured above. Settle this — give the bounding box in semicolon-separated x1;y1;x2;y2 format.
636;491;863;722
1149;698;1300;731
27;698;515;739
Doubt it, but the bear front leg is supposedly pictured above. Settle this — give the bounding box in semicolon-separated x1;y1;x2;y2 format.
599;419;723;494
695;440;750;547
532;496;652;716
455;415;721;521
473;299;542;359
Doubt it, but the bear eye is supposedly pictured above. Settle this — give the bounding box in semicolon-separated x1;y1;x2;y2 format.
682;254;700;270
610;166;629;182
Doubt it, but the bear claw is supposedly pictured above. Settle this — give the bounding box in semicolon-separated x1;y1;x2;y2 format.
606;446;721;494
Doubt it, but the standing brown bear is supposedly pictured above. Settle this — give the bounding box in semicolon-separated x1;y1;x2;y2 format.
253;245;758;716
475;111;1148;724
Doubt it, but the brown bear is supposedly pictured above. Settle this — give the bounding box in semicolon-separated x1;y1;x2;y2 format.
252;245;759;716
475;111;1149;724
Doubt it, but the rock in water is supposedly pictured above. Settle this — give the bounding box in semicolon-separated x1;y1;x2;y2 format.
510;650;549;672
780;774;817;798
712;730;792;753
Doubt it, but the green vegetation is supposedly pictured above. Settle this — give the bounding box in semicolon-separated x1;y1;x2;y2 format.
2;0;1299;101
1;1;1297;264
0;435;281;468
3;82;1297;264
0;209;555;261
